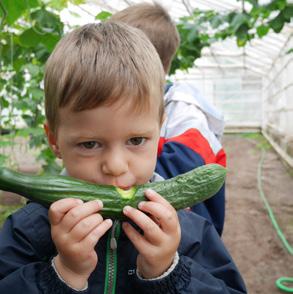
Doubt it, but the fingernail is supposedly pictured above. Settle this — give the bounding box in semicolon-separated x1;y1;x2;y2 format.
77;199;83;205
138;201;146;209
105;219;112;226
145;188;155;196
95;200;103;208
123;205;131;214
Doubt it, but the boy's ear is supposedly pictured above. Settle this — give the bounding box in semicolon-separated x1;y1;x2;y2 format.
43;123;62;159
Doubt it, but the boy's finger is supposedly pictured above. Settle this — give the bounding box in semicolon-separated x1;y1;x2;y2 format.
49;198;83;225
60;200;103;232
144;189;173;209
69;213;104;242
122;222;150;254
81;219;113;248
123;206;162;245
138;201;179;234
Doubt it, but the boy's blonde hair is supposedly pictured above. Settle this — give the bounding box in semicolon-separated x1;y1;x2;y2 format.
44;22;165;134
110;2;180;74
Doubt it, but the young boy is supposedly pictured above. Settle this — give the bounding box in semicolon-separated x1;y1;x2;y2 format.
0;22;246;293
111;3;226;236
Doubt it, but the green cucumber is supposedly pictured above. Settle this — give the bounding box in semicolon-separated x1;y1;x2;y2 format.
0;164;226;219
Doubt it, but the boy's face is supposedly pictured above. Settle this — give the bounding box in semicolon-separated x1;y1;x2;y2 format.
45;99;161;188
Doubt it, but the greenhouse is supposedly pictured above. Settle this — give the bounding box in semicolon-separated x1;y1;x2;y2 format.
0;0;292;293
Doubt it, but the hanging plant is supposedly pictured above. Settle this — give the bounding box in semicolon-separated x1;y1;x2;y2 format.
170;0;293;74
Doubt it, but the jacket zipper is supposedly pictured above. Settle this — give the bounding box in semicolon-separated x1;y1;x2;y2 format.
104;220;120;294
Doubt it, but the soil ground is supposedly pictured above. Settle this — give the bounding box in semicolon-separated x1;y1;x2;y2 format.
0;133;292;293
222;134;293;294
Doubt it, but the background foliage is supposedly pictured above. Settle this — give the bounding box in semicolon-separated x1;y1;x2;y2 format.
0;0;292;173
171;0;293;73
0;0;85;172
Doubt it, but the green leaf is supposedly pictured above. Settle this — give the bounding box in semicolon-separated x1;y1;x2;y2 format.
266;0;285;11
46;0;68;10
237;38;247;47
95;11;112;21
187;27;199;43
275;0;287;11
256;24;269;37
26;0;39;7
1;0;26;25
19;28;41;47
286;48;293;54
31;8;63;34
34;45;50;61
0;0;39;25
31;88;43;100
40;33;60;52
19;28;60;52
210;15;224;29
0;98;9;108
230;13;250;33
12;58;26;72
283;5;293;21
268;11;285;33
235;23;250;47
226;11;237;23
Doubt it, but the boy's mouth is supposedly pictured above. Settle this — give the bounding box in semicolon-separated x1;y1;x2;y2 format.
118;186;132;190
116;186;136;199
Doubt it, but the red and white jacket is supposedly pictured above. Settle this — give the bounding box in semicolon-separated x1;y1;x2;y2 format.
156;82;226;235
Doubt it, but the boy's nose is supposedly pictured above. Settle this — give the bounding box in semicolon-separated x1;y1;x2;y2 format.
101;151;128;177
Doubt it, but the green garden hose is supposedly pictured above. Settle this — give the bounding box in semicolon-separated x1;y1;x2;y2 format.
257;151;293;293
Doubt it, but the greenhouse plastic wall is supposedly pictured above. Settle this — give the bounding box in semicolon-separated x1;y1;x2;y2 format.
173;67;263;132
262;36;293;168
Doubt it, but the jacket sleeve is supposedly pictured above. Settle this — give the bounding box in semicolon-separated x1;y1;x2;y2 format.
133;211;247;294
156;99;226;235
0;203;87;294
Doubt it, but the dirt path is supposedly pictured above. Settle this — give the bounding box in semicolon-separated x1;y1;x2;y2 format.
222;134;293;294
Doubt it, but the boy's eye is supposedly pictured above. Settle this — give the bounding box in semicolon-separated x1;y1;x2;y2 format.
127;137;146;146
79;141;99;149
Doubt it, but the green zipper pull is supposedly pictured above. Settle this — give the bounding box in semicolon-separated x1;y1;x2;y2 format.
104;220;120;294
110;221;118;250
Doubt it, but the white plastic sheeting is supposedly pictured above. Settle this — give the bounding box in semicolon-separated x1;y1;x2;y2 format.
262;36;293;167
172;67;263;130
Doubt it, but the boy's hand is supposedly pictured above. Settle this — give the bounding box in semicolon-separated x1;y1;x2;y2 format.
49;198;112;289
122;189;181;279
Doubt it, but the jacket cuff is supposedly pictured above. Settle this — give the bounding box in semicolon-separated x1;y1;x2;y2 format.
134;255;191;293
38;261;88;294
136;252;179;281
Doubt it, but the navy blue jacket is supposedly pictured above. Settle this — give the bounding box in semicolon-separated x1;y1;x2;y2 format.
156;142;225;236
0;202;246;293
